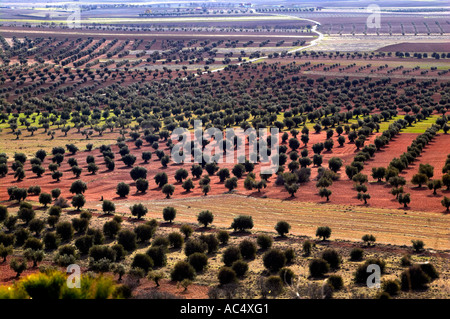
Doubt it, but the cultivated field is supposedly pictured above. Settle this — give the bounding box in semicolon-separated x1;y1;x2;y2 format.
0;1;449;301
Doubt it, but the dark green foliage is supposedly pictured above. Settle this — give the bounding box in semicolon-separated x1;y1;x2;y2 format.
131;254;154;274
239;239;257;260
232;260;248;278
146;246;167;268
275;220;291;237
188;252;208;272
231;215;253;232
309;258;330;277
263;249;287;273
184;238;208;257
135;224;155;242
321;249;342;269
256;234;273;250
222;246;242;267
171;261;196;282
218;267;237;285
117;229;137;252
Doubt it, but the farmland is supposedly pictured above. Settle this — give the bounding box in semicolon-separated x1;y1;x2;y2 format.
0;0;449;302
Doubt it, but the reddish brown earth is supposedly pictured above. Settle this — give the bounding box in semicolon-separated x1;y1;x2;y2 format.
400;134;450;181
1;130;449;214
377;42;450;53
361;133;418;177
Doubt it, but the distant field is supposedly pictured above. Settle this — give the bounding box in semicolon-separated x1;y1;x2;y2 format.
377;42;450;53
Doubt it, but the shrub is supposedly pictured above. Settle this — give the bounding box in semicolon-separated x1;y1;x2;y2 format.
316;226;331;240
218;267;237;286
116;182;130;198
43;232;59;250
302;240;313;256
222;246;242;266
89;245;116;262
0;205;8;222
86;228;104;245
327;275;344;291
72;218;89;234
382;279;400;296
70;180;87;194
197;210;214;227
180;224;193;239
162;206;176;223
263;249;287;273
279;267;295;285
117;229;137;252
401;265;431;291
135;224;155;242
75;235;94;255
362;234;376;246
71;194;85;211
411;240;425;252
350;248;364;261
18;207;35;224
161;184;175;199
102;200;115;215
10;258;27;278
217;230;229;245
265;276;284;297
168;232;184;249
130;203;147;219
284;248;295;264
275;221;291;237
24;237;43;250
184;238;207;257
232;260;248;278
146;246;167;268
28;218;45;235
56;221;74;242
309;258;330;277
231;215;253;232
188;252;208;272
239;240;257;260
256;234;273;250
321;249;341;269
171;261;196;282
200;234;219;254
400;255;412;267
131;254;154;274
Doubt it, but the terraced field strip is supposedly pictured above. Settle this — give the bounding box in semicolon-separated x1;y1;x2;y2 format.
101;194;450;250
361;132;418;177
401;133;450;180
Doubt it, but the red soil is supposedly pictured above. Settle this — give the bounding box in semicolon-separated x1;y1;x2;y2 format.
377;42;450;53
1;129;448;214
399;133;450;181
361;133;418;177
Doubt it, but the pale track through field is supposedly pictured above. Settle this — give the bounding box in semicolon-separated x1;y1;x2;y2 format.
89;194;450;250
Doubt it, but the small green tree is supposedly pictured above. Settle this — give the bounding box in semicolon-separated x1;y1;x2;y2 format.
316;226;331;241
